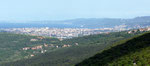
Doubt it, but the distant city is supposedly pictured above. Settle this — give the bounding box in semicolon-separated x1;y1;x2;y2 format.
1;24;129;39
1;16;150;39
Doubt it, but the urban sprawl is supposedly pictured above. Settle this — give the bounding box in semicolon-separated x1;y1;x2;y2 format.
1;26;150;39
1;25;129;39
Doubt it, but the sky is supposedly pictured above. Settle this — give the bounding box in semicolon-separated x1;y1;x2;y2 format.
0;0;150;21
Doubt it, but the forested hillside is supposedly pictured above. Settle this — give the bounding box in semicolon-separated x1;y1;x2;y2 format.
0;32;60;63
76;32;150;66
0;31;143;66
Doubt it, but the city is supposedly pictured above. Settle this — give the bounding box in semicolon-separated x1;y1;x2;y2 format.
1;25;129;39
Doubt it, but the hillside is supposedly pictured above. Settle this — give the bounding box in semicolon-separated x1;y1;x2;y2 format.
0;31;143;66
76;32;150;66
0;32;60;63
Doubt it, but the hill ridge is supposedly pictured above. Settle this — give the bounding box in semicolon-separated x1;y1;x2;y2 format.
76;32;150;66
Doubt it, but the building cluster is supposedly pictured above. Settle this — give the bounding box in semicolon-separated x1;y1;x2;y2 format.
1;27;127;39
22;45;44;51
22;44;56;51
22;43;77;51
128;27;150;34
62;44;71;47
22;44;56;57
22;42;79;57
22;41;80;52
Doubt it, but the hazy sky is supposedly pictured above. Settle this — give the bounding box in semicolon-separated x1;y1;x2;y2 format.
0;0;150;21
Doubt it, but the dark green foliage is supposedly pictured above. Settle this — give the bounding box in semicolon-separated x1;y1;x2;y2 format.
76;32;150;66
0;31;141;66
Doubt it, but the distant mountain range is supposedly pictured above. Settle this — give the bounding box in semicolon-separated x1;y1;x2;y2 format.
1;16;150;28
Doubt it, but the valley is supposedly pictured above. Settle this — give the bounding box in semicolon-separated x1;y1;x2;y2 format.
0;29;146;66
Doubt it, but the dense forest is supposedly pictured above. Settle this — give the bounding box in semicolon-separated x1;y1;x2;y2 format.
76;32;150;66
0;31;144;66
